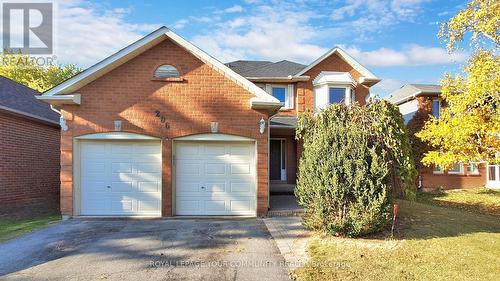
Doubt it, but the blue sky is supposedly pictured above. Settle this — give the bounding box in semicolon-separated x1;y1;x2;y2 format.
48;0;469;97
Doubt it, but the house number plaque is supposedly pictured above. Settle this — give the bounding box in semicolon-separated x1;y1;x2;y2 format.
154;110;170;129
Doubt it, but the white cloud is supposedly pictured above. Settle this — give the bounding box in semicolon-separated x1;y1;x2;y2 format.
223;5;244;13
192;6;328;63
370;78;404;97
346;44;468;67
54;1;160;67
172;19;189;29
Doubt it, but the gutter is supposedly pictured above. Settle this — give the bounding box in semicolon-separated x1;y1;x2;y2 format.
0;105;59;127
246;75;310;82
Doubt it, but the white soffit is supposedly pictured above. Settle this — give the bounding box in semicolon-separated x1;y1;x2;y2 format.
312;71;356;87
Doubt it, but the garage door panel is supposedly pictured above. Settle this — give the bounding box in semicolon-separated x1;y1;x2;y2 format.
80;140;161;216
175;141;256;216
204;200;226;211
203;144;227;156
111;162;133;173
110;181;134;192
176;180;203;194
230;163;251;175
205;182;226;193
138;181;160;192
205;162;226;175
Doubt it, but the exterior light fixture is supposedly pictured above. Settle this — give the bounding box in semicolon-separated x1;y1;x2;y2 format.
259;118;266;134
210;122;219;133
114;120;122;131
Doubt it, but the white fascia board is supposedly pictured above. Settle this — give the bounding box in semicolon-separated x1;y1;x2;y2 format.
75;132;160;140
246;76;310;82
295;47;379;81
36;94;81;105
250;97;283;110
174;133;255;142
0;105;59;126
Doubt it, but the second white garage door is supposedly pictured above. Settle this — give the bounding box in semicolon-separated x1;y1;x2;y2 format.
175;141;256;216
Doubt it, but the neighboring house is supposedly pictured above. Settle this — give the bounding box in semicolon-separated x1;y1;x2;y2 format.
0;76;60;217
37;26;380;218
387;84;498;189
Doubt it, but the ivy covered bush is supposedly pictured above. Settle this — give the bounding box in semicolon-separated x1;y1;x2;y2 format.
295;101;416;237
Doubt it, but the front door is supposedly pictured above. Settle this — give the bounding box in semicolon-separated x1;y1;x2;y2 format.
270;139;285;181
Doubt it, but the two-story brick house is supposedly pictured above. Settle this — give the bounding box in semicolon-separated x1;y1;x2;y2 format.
38;27;381;218
388;84;498;189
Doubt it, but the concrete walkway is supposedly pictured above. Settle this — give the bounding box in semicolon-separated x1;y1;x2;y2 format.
263;216;311;273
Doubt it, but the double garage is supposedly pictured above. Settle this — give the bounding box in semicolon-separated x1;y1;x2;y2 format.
76;134;257;217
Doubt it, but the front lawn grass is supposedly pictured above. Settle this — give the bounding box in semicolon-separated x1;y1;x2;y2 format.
0;214;61;243
417;188;500;216
294;200;500;281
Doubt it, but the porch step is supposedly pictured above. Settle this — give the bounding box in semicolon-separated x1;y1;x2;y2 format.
267;208;304;217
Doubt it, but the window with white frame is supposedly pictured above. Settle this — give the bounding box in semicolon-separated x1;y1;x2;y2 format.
266;84;294;109
329;87;346;104
467;162;479;175
433;165;444;174
448;163;464;174
432;99;441;118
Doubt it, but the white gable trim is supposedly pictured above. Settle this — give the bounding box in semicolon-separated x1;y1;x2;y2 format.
295;47;380;85
42;27;281;109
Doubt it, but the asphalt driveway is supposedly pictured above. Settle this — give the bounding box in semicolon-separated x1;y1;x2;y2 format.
0;218;290;281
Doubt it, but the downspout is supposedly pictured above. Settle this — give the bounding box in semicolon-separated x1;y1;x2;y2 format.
50;105;68;131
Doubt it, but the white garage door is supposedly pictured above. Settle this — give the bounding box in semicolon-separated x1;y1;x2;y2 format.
175;141;256;216
80;140;162;216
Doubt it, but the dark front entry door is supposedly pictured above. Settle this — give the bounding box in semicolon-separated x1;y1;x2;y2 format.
270;139;282;180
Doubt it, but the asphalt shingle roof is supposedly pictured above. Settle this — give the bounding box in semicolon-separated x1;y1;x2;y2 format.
226;60;306;78
0;76;59;122
387;84;441;104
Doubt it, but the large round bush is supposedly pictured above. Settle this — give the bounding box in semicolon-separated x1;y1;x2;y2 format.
295;101;416;237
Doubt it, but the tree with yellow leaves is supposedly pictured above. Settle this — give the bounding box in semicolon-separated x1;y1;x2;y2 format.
416;0;500;168
0;51;81;92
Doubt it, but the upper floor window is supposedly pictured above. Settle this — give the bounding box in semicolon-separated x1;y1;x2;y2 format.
272;87;286;105
265;84;294;109
154;64;180;78
432;99;440;118
329;87;346;104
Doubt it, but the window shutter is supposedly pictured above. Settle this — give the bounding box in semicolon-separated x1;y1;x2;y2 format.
286;84;294;108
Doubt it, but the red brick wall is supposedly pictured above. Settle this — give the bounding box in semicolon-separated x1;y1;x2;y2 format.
421;165;487;189
58;38;271;217
0;112;60;217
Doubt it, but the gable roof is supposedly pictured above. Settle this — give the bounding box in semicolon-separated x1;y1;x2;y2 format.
41;27;281;109
226;60;306;78
225;60;272;75
387;84;441;105
0;76;59;125
295;47;380;86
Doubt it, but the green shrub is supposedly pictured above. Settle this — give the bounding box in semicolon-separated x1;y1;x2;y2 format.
295;101;416;237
